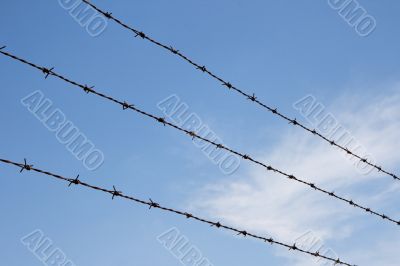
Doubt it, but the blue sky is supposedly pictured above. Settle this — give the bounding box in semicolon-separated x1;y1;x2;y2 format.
1;0;399;265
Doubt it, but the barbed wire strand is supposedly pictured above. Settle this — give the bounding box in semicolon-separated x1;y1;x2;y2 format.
0;157;355;266
0;49;399;228
79;0;399;183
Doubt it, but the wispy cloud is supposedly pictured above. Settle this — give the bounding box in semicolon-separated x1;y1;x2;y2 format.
188;84;400;265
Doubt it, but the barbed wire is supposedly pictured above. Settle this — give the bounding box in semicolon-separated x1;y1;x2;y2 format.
0;49;399;228
0;157;355;266
79;0;399;183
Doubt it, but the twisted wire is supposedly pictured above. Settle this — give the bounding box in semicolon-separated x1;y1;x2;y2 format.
0;157;355;266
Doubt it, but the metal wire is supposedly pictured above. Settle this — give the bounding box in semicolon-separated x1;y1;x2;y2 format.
0;49;398;228
79;0;399;182
0;157;356;266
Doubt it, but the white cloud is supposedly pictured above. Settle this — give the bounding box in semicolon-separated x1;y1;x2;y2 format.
188;86;400;266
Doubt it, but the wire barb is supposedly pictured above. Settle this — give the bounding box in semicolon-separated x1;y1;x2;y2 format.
41;67;54;79
122;101;133;110
112;186;122;200
238;230;247;236
223;82;233;89
68;175;80;187
188;131;196;140
212;222;221;228
19;158;33;173
169;46;179;54
157;117;166;126
197;65;207;72
184;212;193;219
149;198;160;209
248;93;257;102
135;31;146;39
289;118;298;126
83;85;94;94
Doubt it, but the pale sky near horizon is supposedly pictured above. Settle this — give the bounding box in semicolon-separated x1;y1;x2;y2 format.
1;1;400;266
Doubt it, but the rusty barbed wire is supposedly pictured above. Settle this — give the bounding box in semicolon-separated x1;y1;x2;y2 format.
0;157;355;266
0;49;399;228
79;0;399;183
